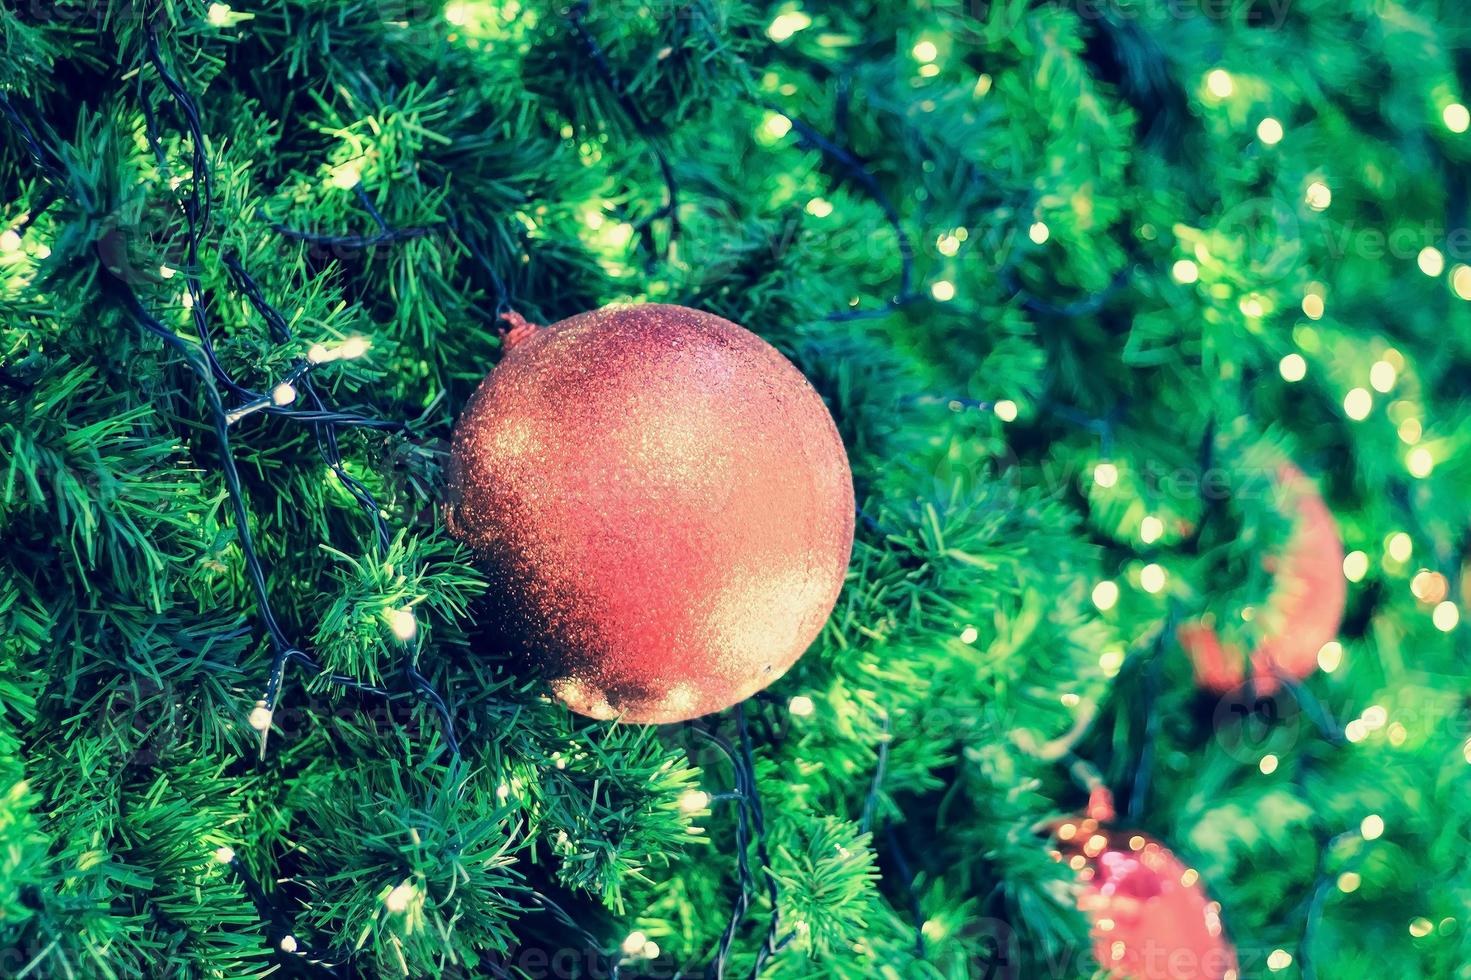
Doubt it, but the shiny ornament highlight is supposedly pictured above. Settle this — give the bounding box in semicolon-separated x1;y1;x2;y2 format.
446;304;854;724
1179;463;1345;694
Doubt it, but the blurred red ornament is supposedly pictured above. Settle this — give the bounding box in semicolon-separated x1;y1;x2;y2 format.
446;304;854;724
1179;462;1345;693
1052;788;1238;980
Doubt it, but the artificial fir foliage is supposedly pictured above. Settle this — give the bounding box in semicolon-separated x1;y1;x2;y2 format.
1;2;1469;979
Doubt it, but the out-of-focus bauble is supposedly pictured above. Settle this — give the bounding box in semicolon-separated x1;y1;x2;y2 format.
1052;791;1238;980
445;304;854;724
1179;462;1345;694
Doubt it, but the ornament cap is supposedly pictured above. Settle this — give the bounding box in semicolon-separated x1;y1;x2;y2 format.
499;310;541;350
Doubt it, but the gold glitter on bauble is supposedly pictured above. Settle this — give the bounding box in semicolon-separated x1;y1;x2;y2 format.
446;304;854;724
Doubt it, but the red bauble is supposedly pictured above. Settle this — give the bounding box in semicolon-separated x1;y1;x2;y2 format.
1179;462;1345;693
1053;792;1237;980
446;304;854;724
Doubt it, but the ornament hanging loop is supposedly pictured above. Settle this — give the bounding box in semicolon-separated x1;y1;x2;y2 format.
499;310;541;350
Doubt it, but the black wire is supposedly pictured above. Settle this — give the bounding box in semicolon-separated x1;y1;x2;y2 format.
442;208;513;318
565;0;681;259
882;824;926;960
0;92;69;185
769;102;916;314
1126;607;1172;822
689;707;791;980
139;32;465;752
859;711;891;834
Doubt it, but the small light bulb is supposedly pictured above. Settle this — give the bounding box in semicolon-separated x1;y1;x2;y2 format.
678;790;709;813
1259;754;1278;774
1408;447;1434;478
279;935;298;953
0;230;21;253
1091;580;1120;612
1098;647;1124;676
307;343;330;364
1029;221;1050;245
1343;550;1369;582
385;882;416;913
330;161;363;190
1140;516;1164;544
937;233;960;256
248;702;273;731
1305;180;1332;211
1369;360;1396;393
1433;601;1460;632
271;382;297;406
912;40;938;62
1279;353;1307;382
1338;872;1361;893
387;607;417;641
959;625;979;644
1387;532;1412;563
1317;640;1343;672
1171;258;1199;284
214;845;235;864
207;2;232;27
930;279;955;301
1454;265;1471;300
788;695;815;717
1093;462;1119;488
1257;117;1284;145
339;336;369;359
1418;246;1445;277
1267;949;1293;971
1343;387;1372;420
1361;814;1384;840
804;198;833;218
642;941;661;960
1411;570;1448;604
159;264;176;280
1345;719;1368;743
760;112;792;141
1445;103;1470;133
621;931;648;956
1411;917;1434;938
1205;69;1233;99
993;399;1018;422
1139;563;1166;594
766;11;811;41
1302;292;1325;319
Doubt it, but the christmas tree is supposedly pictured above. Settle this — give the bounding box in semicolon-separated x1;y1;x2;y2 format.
3;1;1468;977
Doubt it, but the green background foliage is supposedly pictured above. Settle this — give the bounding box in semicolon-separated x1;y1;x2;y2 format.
2;0;1469;977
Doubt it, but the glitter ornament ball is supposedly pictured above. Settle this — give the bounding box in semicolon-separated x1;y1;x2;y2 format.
446;304;854;724
1178;462;1345;694
1053;791;1238;980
